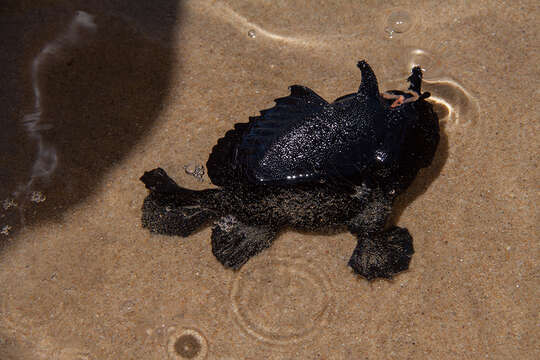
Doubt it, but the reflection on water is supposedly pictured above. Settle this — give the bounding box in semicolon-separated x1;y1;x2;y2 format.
383;48;480;128
16;11;97;217
423;79;480;127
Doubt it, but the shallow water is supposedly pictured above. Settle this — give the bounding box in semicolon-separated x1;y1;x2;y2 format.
1;1;538;359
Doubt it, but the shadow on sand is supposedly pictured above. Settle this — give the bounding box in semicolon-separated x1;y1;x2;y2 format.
0;1;182;248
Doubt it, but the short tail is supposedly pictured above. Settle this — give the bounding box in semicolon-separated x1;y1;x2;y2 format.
140;168;219;236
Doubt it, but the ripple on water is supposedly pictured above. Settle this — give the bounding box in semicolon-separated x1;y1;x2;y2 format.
30;191;46;203
56;347;93;360
387;48;479;128
423;79;479;127
231;257;331;345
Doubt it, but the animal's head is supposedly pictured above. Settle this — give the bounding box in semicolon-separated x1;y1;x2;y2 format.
357;60;440;186
388;66;440;171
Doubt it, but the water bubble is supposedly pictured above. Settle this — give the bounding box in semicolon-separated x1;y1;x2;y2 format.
247;29;256;38
119;300;136;315
2;198;17;210
30;191;46;203
174;335;201;358
1;225;12;236
167;328;207;360
385;10;413;38
183;163;205;182
407;49;443;79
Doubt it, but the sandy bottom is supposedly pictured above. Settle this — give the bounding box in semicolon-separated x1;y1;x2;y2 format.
0;1;538;359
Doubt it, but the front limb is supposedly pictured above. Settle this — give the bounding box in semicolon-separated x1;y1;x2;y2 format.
346;192;414;280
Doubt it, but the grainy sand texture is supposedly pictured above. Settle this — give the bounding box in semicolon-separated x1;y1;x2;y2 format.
0;1;538;359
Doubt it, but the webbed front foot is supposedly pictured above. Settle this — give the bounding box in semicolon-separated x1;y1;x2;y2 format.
348;226;414;280
211;215;277;269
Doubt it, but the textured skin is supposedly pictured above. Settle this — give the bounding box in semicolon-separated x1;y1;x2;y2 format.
141;61;440;280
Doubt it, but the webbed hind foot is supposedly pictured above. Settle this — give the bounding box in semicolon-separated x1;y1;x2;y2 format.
211;215;277;269
348;226;414;280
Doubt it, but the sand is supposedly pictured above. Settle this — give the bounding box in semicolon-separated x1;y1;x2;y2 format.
0;1;538;359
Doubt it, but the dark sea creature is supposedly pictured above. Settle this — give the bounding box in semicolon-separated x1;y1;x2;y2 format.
140;60;439;280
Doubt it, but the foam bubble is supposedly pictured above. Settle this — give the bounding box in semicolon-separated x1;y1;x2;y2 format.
385;10;414;38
